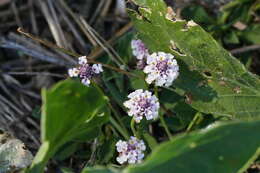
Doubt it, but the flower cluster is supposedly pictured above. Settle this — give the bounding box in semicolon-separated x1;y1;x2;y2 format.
116;136;146;164
131;39;179;87
144;52;179;87
131;39;149;60
68;56;103;86
124;89;159;123
131;39;149;69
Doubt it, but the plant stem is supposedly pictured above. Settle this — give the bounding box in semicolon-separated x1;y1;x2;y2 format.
110;116;129;140
130;118;138;137
186;112;202;132
154;86;172;139
108;102;130;138
159;114;172;139
17;28;139;78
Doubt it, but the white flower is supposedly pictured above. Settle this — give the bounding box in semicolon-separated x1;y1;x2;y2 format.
68;56;103;86
92;64;103;74
131;39;149;60
124;89;159;123
78;56;88;65
81;78;91;86
116;136;146;165
68;68;79;77
116;140;128;152
144;52;179;87
116;154;128;164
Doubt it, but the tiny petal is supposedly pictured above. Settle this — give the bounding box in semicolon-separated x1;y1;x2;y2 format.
116;154;128;164
68;68;79;77
92;64;103;74
78;56;88;65
81;78;90;86
116;140;128;152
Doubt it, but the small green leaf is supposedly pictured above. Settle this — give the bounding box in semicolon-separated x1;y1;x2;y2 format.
130;70;148;90
223;31;240;44
26;79;109;173
124;120;260;173
240;24;260;44
181;5;214;25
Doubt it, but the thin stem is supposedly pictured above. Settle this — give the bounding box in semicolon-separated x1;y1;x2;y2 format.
110;116;129;140
17;28;139;78
159;114;172;139
154;86;172;139
186;113;201;132
108;102;130;139
130;118;137;137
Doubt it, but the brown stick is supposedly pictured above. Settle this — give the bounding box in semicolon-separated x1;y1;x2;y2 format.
17;28;139;78
230;44;260;54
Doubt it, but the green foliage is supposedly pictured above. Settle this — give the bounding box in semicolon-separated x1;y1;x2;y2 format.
129;0;260;119
82;167;118;173
25;79;109;173
240;24;260;44
124;120;260;173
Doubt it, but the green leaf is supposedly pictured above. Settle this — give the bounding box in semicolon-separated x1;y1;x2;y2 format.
240;24;260;44
130;70;148;90
124;120;260;173
223;31;240;44
97;138;117;164
54;142;79;161
82;167;118;173
26;79;109;173
181;5;214;25
129;0;260;118
60;167;75;173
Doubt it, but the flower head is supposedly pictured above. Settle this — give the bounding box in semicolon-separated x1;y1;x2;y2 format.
68;56;103;86
116;136;146;164
144;52;179;87
131;39;149;60
124;89;159;123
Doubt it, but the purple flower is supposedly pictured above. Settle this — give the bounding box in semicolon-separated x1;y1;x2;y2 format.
116;136;146;164
144;52;179;87
124;89;159;123
68;56;103;86
131;39;149;70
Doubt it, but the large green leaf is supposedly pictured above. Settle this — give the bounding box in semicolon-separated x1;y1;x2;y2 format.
25;79;109;173
129;0;260;118
124;120;260;173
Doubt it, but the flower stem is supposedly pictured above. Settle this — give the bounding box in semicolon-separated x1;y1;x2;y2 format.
110;116;129;140
108;102;130;138
186;112;202;132
130;118;138;137
159;114;172;139
17;27;139;78
154;86;172;139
